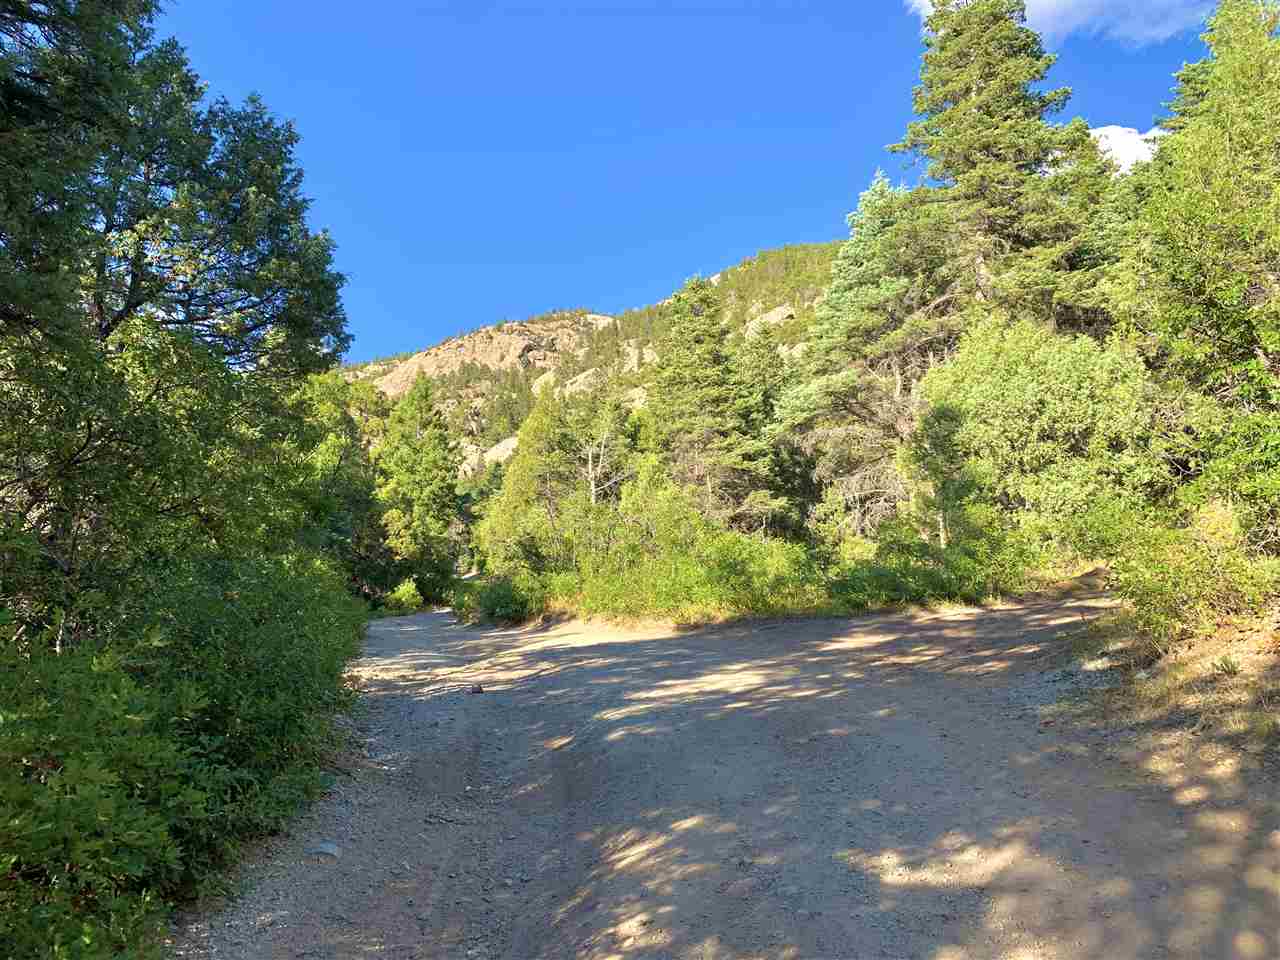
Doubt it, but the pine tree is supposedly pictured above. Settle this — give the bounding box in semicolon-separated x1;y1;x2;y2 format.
773;176;945;540
651;279;783;530
472;392;578;574
1138;0;1280;401
892;0;1112;328
375;374;462;599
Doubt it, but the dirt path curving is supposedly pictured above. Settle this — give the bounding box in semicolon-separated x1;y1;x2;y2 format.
171;591;1280;959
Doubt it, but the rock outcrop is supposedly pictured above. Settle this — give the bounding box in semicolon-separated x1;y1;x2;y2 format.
460;436;520;478
561;367;604;398
483;436;519;467
361;311;615;399
622;386;648;410
744;304;796;339
621;340;659;374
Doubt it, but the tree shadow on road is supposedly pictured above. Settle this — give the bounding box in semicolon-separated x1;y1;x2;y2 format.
352;592;1280;960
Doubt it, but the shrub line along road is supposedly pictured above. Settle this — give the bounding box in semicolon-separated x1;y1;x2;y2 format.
173;591;1280;959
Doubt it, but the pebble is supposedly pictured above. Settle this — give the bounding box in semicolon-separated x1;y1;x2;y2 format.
305;841;341;860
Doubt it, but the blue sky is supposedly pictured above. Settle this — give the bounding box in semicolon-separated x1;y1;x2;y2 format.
157;1;1210;362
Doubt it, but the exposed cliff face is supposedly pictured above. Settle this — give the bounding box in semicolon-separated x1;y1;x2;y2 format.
360;310;616;400
344;242;843;455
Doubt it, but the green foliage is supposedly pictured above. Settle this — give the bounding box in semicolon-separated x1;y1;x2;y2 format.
472;573;550;622
900;314;1280;650
775;175;941;540
0;7;374;953
1136;0;1280;399
474;452;832;622
376;375;462;601
0;0;158;340
444;1;1280;661
833;506;1047;609
1212;654;1242;677
562;464;824;620
710;243;840;333
893;0;1113;328
1127;0;1280;548
0;647;177;960
9;6;1280;951
295;373;399;600
651;279;786;530
0;552;365;959
912;317;1170;524
1064;498;1278;653
79;39;348;375
473;393;579;575
384;577;426;613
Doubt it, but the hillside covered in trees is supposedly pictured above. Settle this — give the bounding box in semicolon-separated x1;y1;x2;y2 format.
3;0;1280;956
343;241;840;457
399;0;1279;641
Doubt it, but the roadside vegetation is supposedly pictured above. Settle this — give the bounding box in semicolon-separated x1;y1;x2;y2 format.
460;0;1280;644
4;0;1280;956
0;3;443;955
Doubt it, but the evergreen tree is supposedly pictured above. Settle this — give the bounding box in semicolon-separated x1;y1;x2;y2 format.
892;0;1112;328
651;278;783;531
375;374;462;599
473;392;578;574
565;389;638;507
295;373;398;600
0;1;156;337
774;176;943;541
1130;0;1280;548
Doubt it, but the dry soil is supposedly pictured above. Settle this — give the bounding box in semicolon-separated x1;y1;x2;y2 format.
171;590;1280;959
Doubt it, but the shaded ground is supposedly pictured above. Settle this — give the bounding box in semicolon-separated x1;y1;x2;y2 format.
172;589;1280;959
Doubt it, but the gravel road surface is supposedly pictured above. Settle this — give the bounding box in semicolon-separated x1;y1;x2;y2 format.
172;591;1280;959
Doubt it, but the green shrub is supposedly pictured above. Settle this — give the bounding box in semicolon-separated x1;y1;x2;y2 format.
411;553;457;605
474;574;549;622
384;577;426;612
1067;499;1280;654
0;550;366;958
913;317;1170;524
0;647;178;958
833;504;1048;610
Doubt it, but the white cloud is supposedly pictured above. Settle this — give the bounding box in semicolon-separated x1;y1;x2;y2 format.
1089;125;1163;172
905;0;1212;45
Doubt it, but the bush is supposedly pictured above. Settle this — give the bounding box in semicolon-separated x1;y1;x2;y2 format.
0;648;180;959
474;574;549;622
832;504;1049;610
0;551;366;958
1067;499;1280;654
411;553;457;605
384;577;426;613
913;316;1170;523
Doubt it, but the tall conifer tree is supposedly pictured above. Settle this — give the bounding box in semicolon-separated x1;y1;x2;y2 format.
375;374;461;599
1132;0;1280;547
651;279;782;530
893;0;1112;328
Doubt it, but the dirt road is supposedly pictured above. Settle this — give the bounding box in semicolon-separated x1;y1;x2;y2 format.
173;592;1280;959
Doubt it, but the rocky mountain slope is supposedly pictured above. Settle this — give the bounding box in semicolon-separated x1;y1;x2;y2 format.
352;310;618;399
344;129;1150;473
345;242;841;464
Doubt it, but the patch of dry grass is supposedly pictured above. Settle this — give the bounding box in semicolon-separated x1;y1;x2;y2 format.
1075;604;1280;754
